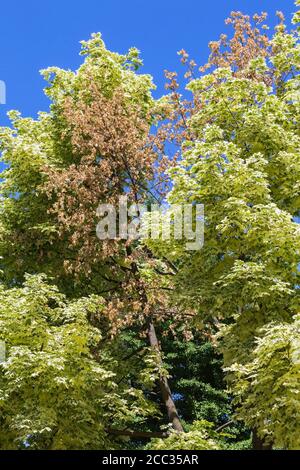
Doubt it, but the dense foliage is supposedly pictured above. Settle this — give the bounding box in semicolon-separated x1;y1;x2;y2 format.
0;1;299;450
0;275;159;449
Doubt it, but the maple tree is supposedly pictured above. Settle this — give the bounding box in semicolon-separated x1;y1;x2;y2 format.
0;1;299;451
0;32;187;443
0;275;159;449
147;2;300;450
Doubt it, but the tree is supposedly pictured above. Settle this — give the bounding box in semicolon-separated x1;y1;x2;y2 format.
0;33;185;441
228;315;300;450
150;329;250;448
0;274;158;449
1;4;299;451
146;5;300;449
0;33;155;292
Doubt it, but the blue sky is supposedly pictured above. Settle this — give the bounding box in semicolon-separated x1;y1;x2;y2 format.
0;0;297;126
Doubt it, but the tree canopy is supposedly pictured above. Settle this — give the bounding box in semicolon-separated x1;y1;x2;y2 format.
0;1;299;450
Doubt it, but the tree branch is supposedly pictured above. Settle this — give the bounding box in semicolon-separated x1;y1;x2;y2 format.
105;428;169;439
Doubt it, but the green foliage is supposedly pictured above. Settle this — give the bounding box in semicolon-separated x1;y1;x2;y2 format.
227;315;300;450
146;5;300;448
0;275;157;449
161;333;231;424
160;332;250;447
0;3;299;451
147;421;220;450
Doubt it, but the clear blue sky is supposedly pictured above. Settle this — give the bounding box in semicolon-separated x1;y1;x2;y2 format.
0;0;296;126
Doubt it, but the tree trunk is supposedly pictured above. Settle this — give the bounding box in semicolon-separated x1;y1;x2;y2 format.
252;429;272;450
147;322;184;432
125;245;184;433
